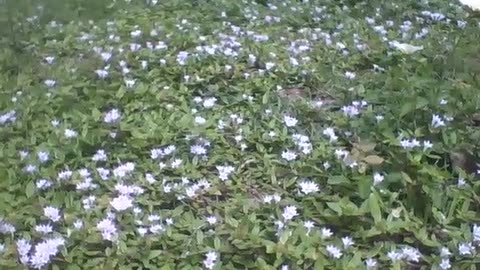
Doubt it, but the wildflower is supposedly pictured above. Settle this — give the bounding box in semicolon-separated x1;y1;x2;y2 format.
303;220;314;234
342;236;354;248
283;115;298;127
216;165;234;181
364;258;377;268
326;245;342;258
373;172;384;185
206;216;217;225
64;128;77;138
321;227;333;238
36;179;52;190
298;180;319;194
431;114;446;128
35;224;53;234
44;206;61;222
203;97;217;108
439;258;451;269
281;150;297;161
194;116;206;125
110;195;133;211
458;242;474;255
203;251;218;269
282;205;298;221
96;218;117;241
37;151;49;163
104;108;121;123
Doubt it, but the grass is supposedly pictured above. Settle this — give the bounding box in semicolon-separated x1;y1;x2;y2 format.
1;0;480;269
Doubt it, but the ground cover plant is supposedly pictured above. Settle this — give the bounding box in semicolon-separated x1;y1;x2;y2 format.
1;0;480;269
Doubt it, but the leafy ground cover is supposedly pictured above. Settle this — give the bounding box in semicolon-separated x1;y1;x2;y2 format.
1;0;480;269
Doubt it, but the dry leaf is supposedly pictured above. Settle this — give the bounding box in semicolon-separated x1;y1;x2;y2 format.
353;142;376;153
363;155;384;165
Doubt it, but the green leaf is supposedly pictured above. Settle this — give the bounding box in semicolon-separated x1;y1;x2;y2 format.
368;193;382;224
326;202;343;215
25;181;35;198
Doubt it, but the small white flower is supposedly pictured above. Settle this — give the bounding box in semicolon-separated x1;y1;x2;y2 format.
73;220;83;229
439;258;451;269
321;227;333;238
37;151;49;163
364;258;377;268
110;195;133;211
387;250;402;261
326;245;342;258
303;220;314;234
104;108;121;123
344;71;356;79
35;223;53;234
342;236;354;248
281;150;297;161
373;172;384;185
203;251;218;269
431;114;446;128
458;242;474;255
440;247;451;257
64;128;78;138
194;116;206;125
203;97;217;108
44;79;56;88
298;180;319;194
206;215;217;225
43;206;61;222
282;205;298;221
283;115;298;127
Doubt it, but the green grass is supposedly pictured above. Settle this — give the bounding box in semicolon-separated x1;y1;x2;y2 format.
1;0;480;269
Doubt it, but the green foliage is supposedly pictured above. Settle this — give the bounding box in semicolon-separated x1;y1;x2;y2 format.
1;0;480;269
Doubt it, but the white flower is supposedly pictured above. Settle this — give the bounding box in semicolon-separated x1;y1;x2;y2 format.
472;224;480;242
326;245;342;258
282;205;298;221
298;180;319;194
323;127;338;142
35;223;53;234
110;195;133;211
439;258;451;269
281;150;297;161
321;227;333;238
194;116;206;125
431;114;446;128
364;258;377;268
458;242;474;255
283;115;298;127
73;220;83;229
190;144;207;155
373;172;384;185
440;247;451;257
402;246;421;262
29;237;65;269
104;108;121;123
96;218;117;241
44;206;61;222
0;243;4;252
303;220;314;234
216;165;234;181
387;250;402;261
44;79;56;88
206;215;217;225
342;236;354;248
37;151;49;163
36;179;52;190
203;97;217;108
64;128;78;138
203;251;218;269
92;149;107;161
391;41;423;54
345;71;356;79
